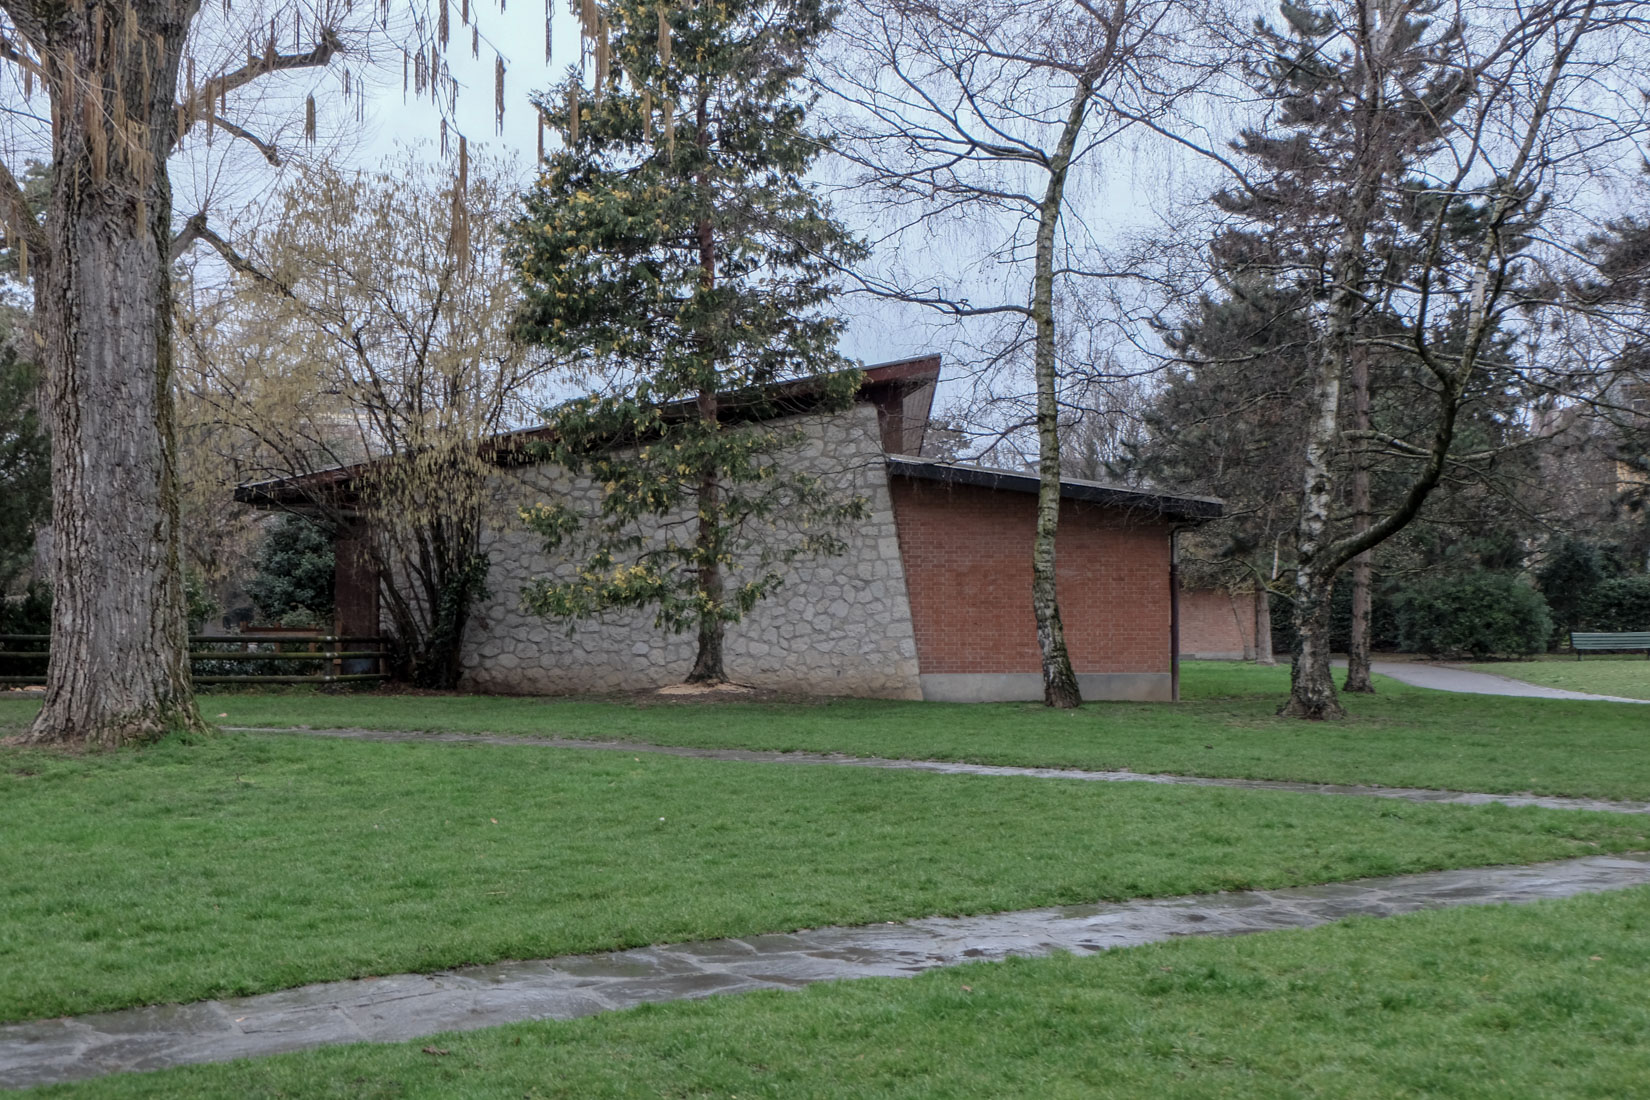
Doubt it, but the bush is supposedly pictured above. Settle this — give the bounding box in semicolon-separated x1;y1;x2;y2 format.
245;515;334;625
0;582;50;679
1394;573;1553;659
1537;537;1608;638
1583;575;1650;632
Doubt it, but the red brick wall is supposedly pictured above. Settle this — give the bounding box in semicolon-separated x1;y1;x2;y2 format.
1179;589;1255;659
888;477;1174;675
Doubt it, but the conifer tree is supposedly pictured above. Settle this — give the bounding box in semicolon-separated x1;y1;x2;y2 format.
509;0;868;684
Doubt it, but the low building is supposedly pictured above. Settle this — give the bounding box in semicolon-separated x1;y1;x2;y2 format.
239;356;1221;701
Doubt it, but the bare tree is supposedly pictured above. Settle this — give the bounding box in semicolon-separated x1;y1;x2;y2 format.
177;153;557;688
821;0;1217;708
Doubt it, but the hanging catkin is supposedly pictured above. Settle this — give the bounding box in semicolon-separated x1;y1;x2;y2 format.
438;0;449;46
567;83;579;143
459;134;469;190
304;94;316;141
472;25;479;58
594;16;608;99
657;6;670;66
662;97;673;157
441;117;449;156
536;112;544;160
495;55;505;131
16;240;26;282
642;89;652;139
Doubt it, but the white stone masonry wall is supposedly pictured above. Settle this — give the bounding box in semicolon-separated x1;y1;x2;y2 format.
459;402;922;698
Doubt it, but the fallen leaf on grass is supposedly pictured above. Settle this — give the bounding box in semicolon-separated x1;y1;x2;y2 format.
421;1046;450;1056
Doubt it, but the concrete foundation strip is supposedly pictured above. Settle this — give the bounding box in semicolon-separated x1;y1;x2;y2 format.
4;853;1649;1090
235;727;1650;815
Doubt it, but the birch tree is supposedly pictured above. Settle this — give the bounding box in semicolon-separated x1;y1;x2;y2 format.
821;0;1216;708
1207;0;1650;718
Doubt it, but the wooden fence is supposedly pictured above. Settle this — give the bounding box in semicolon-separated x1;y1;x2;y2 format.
0;634;390;686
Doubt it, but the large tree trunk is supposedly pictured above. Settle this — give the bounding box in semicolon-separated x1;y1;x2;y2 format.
1343;345;1375;693
19;0;205;747
1028;78;1094;711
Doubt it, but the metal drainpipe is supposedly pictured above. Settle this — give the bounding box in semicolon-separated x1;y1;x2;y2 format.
1169;528;1182;703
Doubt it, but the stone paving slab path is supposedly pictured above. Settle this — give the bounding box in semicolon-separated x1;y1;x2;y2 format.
4;854;1649;1091
1366;659;1650;703
235;727;1650;815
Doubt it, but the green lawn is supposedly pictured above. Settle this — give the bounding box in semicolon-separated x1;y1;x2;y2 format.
2;731;1644;1024
27;885;1650;1099
1464;656;1650;701
7;662;1647;799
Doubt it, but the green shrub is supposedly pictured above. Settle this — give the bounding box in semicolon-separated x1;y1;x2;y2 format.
1394;573;1553;658
245;515;334;625
0;581;50;678
1536;537;1609;638
1583;575;1650;632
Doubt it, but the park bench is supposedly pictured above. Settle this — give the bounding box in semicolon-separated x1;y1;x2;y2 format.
1570;632;1650;659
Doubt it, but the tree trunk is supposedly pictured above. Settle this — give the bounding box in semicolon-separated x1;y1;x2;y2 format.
1253;584;1275;665
1282;270;1355;720
687;388;727;684
1029;77;1094;711
1284;568;1342;719
1343;345;1375;693
19;0;206;747
686;88;726;686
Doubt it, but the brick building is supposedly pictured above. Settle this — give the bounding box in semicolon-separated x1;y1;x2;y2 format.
242;356;1221;701
1177;588;1258;660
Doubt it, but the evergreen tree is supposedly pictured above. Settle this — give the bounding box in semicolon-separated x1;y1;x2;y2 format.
508;0;868;683
244;515;336;627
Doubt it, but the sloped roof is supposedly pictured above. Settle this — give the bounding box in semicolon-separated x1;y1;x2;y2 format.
885;455;1223;522
235;355;942;509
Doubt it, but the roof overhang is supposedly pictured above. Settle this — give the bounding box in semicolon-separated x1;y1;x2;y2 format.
885;455;1223;523
235;355;946;511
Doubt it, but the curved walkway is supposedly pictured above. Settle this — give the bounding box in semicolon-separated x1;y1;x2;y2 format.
237;727;1650;816
1368;660;1650;704
4;853;1648;1089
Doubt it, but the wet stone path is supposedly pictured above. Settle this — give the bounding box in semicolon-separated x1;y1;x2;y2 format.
4;854;1649;1090
238;727;1650;816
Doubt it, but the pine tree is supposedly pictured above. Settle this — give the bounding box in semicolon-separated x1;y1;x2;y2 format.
508;0;868;684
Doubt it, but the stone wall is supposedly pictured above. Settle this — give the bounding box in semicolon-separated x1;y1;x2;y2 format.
458;401;923;698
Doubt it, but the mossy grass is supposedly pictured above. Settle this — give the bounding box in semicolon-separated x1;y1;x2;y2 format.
1463;656;1650;701
8;662;1649;799
2;731;1645;1023
23;886;1650;1098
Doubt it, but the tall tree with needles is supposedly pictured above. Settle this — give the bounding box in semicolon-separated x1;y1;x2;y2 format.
508;0;869;685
